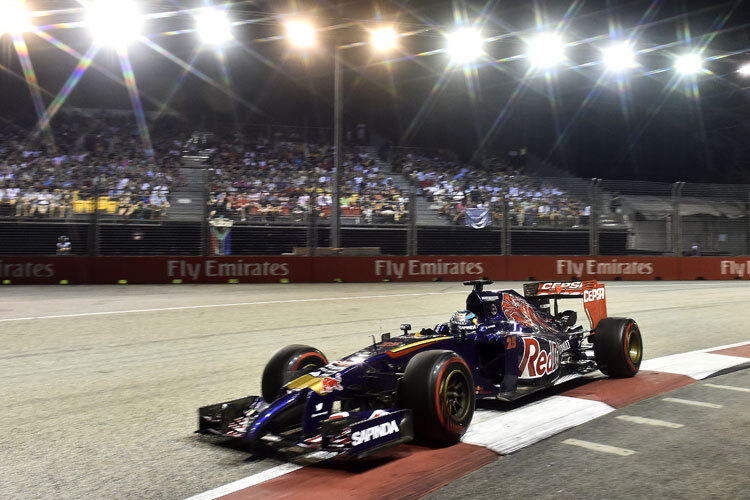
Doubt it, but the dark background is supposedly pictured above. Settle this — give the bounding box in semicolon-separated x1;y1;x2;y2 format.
1;0;749;182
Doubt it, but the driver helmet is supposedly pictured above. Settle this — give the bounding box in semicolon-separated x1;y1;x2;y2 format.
449;310;478;335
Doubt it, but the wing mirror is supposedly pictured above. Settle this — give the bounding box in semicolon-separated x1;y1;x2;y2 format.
558;310;577;330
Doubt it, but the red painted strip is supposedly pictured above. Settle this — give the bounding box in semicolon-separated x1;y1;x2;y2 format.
561;371;695;408
709;344;750;358
220;443;496;500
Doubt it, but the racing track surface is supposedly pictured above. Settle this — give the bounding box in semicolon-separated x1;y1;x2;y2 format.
1;281;749;499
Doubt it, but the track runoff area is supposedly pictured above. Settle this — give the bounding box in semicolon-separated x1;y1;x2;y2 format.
1;281;749;499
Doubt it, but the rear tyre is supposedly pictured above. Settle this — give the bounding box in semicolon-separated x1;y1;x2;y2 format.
399;350;475;444
261;344;328;402
593;318;643;378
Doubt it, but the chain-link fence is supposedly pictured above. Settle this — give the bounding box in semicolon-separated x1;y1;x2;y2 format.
2;168;749;257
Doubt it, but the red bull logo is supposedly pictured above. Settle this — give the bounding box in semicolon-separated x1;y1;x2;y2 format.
320;373;343;394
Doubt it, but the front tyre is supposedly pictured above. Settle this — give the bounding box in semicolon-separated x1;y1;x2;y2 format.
261;344;328;402
399;350;475;444
594;318;643;378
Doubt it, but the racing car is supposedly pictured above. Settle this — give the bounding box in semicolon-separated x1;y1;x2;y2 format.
197;279;643;457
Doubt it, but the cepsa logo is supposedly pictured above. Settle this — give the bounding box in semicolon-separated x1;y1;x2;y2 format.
583;287;605;303
518;337;560;379
540;282;583;291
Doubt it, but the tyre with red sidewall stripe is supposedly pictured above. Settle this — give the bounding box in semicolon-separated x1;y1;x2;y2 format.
399;350;475;444
261;344;328;402
593;318;643;378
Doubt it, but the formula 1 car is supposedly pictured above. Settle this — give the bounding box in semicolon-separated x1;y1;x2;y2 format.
197;279;642;457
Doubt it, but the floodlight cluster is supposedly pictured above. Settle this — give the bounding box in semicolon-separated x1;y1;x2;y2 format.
0;1;746;77
196;7;232;46
675;53;704;75
0;0;32;35
285;19;316;48
86;0;142;47
370;26;398;52
446;28;484;64
527;33;565;68
602;43;636;72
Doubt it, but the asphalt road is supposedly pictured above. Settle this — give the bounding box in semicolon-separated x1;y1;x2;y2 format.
1;281;749;499
430;368;750;500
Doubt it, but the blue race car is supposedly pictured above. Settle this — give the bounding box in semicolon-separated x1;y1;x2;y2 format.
197;279;642;457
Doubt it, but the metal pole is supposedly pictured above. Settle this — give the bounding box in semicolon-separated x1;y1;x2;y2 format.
589;178;600;256
331;45;343;249
672;182;685;256
202;172;209;256
90;183;100;256
503;190;511;255
408;184;417;255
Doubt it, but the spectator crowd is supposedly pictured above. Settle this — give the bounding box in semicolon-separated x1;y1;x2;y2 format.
1;112;589;229
398;151;591;228
207;136;408;224
0;112;186;220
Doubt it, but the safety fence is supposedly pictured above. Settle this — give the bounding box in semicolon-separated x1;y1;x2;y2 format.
1;255;749;285
1;178;749;257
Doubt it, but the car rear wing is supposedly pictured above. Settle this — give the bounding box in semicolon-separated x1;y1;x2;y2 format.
523;280;607;329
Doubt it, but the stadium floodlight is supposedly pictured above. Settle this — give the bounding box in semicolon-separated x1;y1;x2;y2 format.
603;43;635;72
197;8;232;46
285;19;315;48
675;53;703;74
86;0;142;47
446;28;483;64
370;26;397;52
0;0;32;35
738;63;750;76
527;33;565;68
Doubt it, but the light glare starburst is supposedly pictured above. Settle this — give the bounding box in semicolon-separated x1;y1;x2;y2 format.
603;43;635;72
286;20;315;48
0;0;32;35
197;8;232;46
675;53;703;74
446;28;483;64
527;34;565;68
86;0;143;47
370;26;397;52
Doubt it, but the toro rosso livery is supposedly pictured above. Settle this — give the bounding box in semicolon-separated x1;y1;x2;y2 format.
197;280;643;457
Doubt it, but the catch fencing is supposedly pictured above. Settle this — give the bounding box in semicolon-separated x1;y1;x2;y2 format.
2;177;749;258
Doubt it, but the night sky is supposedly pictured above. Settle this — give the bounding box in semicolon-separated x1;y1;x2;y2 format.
1;0;749;182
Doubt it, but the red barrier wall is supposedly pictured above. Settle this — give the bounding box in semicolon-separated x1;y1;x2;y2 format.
1;255;750;284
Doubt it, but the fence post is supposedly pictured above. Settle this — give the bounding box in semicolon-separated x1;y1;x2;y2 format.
502;191;511;255
201;179;209;256
589;178;600;256
746;185;750;255
306;195;317;257
90;184;100;256
671;182;685;256
407;184;417;256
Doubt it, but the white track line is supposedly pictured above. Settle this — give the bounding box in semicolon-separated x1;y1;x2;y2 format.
703;383;750;393
561;439;636;456
0;291;466;323
616;415;684;428
184;463;302;500
662;398;722;408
